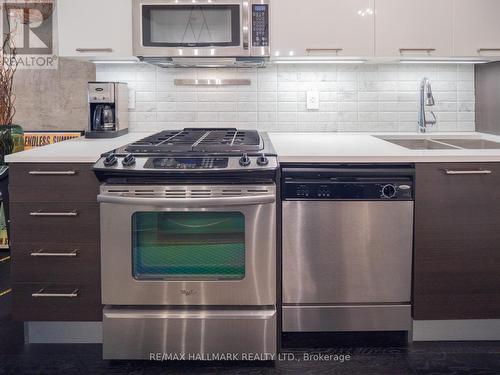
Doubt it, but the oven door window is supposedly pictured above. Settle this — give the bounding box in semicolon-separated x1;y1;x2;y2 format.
132;212;245;280
142;5;241;47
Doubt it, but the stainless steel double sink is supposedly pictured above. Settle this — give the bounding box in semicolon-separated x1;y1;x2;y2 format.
377;136;500;150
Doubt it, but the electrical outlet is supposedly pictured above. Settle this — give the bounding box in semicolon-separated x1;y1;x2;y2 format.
307;91;320;110
128;88;136;110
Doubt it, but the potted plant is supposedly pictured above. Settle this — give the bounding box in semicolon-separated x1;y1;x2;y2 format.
0;11;24;164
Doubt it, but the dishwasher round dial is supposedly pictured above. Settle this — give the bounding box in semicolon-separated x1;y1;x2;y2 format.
381;184;397;199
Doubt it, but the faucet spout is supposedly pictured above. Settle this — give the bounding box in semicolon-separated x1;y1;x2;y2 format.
418;78;437;133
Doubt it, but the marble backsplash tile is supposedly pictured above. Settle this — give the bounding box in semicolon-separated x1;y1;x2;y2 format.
96;63;475;133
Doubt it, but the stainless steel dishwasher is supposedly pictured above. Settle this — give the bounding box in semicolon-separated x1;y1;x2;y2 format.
282;164;414;333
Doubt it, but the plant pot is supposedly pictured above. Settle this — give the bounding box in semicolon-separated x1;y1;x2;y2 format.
0;124;24;164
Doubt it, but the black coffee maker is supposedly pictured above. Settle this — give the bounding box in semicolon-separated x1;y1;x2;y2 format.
87;82;129;139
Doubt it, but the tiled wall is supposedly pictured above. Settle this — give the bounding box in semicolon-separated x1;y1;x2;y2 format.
96;63;475;133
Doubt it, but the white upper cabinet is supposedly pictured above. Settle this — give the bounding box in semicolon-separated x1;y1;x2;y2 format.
271;0;375;58
453;0;500;58
57;0;133;59
375;0;453;58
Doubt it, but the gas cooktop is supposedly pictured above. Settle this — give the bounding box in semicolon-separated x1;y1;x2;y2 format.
93;129;278;181
117;128;266;155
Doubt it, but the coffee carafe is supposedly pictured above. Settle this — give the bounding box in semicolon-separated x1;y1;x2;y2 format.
87;82;129;139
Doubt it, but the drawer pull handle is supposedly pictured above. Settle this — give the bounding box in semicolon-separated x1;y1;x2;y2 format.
76;48;113;53
0;256;10;263
30;210;78;217
399;48;436;53
32;288;79;298
29;171;76;176
444;169;492;175
478;48;500;53
306;48;343;54
30;249;78;258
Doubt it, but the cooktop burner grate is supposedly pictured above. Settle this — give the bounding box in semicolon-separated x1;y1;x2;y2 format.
124;128;262;153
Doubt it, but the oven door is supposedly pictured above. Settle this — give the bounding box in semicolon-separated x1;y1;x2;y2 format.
98;185;276;306
133;0;250;58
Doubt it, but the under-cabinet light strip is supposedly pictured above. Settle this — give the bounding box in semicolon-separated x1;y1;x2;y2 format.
273;60;366;64
91;60;139;64
400;59;489;64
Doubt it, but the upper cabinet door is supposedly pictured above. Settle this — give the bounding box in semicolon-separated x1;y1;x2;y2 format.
271;0;375;58
375;0;453;58
57;0;133;58
454;0;500;58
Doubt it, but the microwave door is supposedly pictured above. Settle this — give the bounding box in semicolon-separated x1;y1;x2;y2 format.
135;2;249;57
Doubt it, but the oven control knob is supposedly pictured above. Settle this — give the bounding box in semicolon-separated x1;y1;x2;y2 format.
122;153;136;167
239;153;251;167
257;154;269;166
104;153;118;167
382;184;397;199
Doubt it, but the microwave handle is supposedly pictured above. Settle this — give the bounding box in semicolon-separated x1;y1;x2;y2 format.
243;1;250;50
97;194;275;207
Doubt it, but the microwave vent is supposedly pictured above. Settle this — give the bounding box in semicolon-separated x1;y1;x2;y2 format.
139;57;267;68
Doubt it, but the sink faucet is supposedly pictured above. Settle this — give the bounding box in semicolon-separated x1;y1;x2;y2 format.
418;77;437;133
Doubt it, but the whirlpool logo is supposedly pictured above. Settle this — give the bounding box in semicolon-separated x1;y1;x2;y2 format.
180;289;197;296
2;0;57;69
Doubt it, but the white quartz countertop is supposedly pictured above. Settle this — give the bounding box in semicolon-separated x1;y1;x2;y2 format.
5;132;153;163
268;132;500;163
7;131;500;164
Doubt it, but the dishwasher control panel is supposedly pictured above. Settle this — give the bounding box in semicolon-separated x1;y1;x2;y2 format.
282;165;414;200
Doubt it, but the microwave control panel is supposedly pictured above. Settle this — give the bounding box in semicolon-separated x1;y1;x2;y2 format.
252;4;269;47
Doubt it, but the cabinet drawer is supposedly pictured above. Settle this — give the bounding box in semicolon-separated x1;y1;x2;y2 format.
10;203;99;244
11;243;100;283
9;163;99;203
13;283;102;321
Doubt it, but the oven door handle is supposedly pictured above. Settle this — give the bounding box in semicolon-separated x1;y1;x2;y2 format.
97;194;275;207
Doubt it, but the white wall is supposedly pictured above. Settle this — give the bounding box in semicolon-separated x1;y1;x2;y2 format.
96;63;475;133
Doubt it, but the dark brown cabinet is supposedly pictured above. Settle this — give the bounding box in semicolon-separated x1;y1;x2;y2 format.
9;163;99;202
12;283;101;322
9;163;102;322
414;163;500;320
10;203;99;244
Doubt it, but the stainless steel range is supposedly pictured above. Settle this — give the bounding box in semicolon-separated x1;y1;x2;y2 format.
94;129;278;360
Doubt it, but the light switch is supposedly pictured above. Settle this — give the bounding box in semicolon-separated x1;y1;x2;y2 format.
307;91;320;110
128;88;136;110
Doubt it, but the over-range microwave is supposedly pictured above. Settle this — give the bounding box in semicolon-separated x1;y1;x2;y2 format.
133;0;270;65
